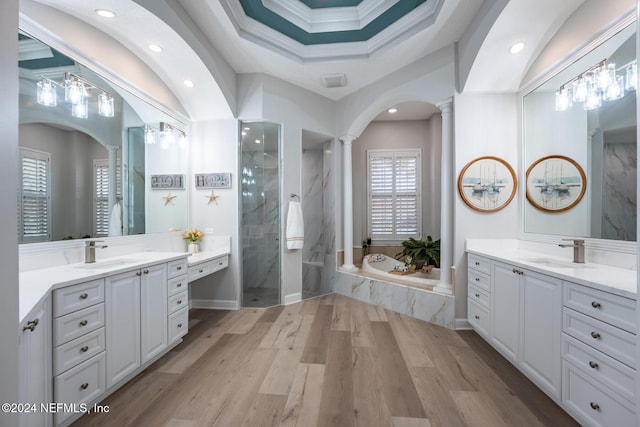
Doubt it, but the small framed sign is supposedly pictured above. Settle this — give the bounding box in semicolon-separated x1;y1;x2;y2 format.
151;174;185;190
195;173;232;189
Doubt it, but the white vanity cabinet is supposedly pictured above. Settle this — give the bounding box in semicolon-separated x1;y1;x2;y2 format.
19;297;52;427
467;254;491;338
105;263;167;388
561;283;636;426
167;258;189;345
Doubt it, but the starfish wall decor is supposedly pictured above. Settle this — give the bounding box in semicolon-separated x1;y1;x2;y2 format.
206;191;220;205
162;192;177;205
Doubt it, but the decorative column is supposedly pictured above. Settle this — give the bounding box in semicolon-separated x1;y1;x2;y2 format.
341;135;358;272
107;145;119;212
436;98;453;292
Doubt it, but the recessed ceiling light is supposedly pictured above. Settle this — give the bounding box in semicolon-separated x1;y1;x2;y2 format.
255;139;261;144
148;44;163;53
388;108;398;114
95;9;116;18
241;131;247;136
183;80;195;88
509;41;525;54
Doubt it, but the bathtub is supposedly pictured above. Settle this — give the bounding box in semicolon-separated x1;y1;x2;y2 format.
361;254;443;292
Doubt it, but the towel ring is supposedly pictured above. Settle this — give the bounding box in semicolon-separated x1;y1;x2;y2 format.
290;193;300;201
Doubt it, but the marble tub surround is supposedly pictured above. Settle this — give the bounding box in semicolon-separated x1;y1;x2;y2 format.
466;239;637;298
335;270;455;329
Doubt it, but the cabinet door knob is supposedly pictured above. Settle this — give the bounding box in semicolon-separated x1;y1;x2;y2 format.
136;271;142;276
590;331;601;340
177;300;182;305
199;269;203;273
177;266;182;270
475;261;480;266
474;315;480;320
79;320;88;327
475;277;480;282
591;301;601;309
475;293;480;298
589;402;600;411
177;323;183;328
22;318;39;332
80;346;89;353
177;283;182;288
588;361;599;369
80;383;89;390
79;293;88;300
144;270;149;275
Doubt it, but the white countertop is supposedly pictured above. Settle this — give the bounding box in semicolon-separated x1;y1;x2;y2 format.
20;252;190;323
187;248;230;265
466;239;637;300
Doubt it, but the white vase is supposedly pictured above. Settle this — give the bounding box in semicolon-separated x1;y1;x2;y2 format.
187;242;200;253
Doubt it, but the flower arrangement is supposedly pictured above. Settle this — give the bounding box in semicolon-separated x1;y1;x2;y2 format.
183;228;204;243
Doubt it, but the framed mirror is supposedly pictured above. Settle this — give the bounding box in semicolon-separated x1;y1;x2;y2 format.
18;31;189;243
523;21;637;242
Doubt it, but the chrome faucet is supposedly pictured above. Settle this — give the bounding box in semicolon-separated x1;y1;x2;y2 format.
85;240;108;263
558;239;585;263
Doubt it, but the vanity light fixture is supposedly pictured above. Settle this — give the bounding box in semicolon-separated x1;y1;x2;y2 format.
144;125;156;145
98;92;115;117
158;122;187;150
36;78;57;107
555;58;637;111
71;97;89;119
509;41;525;54
148;44;163;53
95;9;116;18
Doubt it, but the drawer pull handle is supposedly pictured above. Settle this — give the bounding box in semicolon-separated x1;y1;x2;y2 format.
588;361;599;369
177;300;182;304
80;346;89;353
80;383;89;390
589;402;600;411
177;283;182;287
475;261;480;266
79;293;89;300
177;266;182;271
475;293;480;298
590;331;601;340
177;323;183;328
136;271;142;276
591;301;601;309
219;262;223;266
23;318;39;332
144;269;149;275
199;269;203;273
474;315;480;320
79;320;88;327
475;277;480;282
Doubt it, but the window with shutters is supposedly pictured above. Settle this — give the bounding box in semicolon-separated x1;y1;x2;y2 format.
94;159;121;237
367;149;421;241
19;148;51;243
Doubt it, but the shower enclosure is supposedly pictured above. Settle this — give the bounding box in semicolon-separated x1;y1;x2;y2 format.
240;121;281;307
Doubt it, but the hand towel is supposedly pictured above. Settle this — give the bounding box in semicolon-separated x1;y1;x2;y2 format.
286;201;304;250
108;202;122;237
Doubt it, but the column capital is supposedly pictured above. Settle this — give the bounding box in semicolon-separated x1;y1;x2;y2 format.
436;97;453;113
339;134;357;144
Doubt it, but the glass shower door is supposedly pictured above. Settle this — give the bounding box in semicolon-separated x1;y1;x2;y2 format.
240;121;281;307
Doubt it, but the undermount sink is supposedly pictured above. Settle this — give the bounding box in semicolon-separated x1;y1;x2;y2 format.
73;258;137;270
518;258;587;269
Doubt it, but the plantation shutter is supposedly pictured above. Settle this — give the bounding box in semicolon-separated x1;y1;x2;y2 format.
368;150;421;241
94;159;121;237
19;148;51;243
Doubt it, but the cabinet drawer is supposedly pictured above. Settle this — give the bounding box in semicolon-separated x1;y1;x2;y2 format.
168;274;188;297
468;284;490;309
54;327;105;376
54;303;104;346
168;290;188;315
211;255;229;273
562;360;636;427
53;279;104;318
54;352;106;425
562;308;636;368
468;268;490;293
468;254;490;275
169;307;189;344
563;282;635;333
167;258;188;279
189;261;212;282
468;300;490;338
562;333;635;403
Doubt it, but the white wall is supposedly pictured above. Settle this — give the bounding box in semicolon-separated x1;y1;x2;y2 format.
454;93;520;319
352;119;442;246
1;0;19;424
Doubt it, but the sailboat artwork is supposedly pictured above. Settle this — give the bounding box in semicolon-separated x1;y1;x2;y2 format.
458;156;517;213
526;155;586;213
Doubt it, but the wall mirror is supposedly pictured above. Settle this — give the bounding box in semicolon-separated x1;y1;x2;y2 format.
18;31;189;243
523;21;637;242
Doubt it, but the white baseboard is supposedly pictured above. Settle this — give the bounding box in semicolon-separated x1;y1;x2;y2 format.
455;318;473;330
191;298;239;310
283;292;302;305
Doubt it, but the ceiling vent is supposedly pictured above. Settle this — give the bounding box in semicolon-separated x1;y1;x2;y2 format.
322;73;347;88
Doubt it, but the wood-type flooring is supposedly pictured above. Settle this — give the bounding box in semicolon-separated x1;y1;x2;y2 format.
73;294;578;427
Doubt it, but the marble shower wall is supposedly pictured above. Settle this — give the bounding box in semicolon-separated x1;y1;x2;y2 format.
602;141;637;241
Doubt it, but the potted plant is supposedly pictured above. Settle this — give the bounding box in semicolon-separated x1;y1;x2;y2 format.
395;235;440;270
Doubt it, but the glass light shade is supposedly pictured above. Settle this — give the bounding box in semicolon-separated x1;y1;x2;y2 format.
626;62;637;91
583;82;602;110
65;79;85;105
603;74;625;101
555;87;572;111
98;93;114;117
36;79;57;107
71;97;89;119
596;63;615;90
144;126;156;145
572;77;588;102
178;132;187;149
